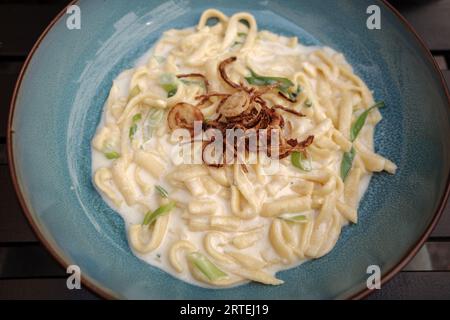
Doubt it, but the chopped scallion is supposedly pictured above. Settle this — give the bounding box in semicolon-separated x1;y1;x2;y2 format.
159;73;179;98
129;124;137;140
129;113;142;140
104;151;120;160
350;101;385;142
291;151;312;171
187;252;228;281
340;101;385;181
132;113;142;122
278;214;308;223
155;185;169;198
340;147;356;181
142;201;176;226
245;68;294;93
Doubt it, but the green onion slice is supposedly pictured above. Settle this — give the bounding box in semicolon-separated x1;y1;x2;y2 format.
142;201;176;226
159;73;179;98
245;68;294;92
104;151;120;160
187;252;228;281
155;185;169;198
129;124;137;140
340;101;385;181
291;151;312;171
350;101;385;142
129;113;142;140
340;147;356;181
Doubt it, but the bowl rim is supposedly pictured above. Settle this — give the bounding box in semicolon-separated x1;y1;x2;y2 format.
6;0;450;300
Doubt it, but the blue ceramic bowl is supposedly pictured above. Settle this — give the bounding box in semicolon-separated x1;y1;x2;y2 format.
8;0;450;299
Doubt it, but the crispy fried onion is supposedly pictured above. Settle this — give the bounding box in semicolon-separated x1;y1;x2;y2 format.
167;102;204;135
218;56;240;89
167;57;313;166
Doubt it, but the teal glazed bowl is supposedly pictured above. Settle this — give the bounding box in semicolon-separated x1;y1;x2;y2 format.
8;0;450;299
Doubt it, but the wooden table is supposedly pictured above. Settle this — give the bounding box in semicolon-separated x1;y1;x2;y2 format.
0;0;449;300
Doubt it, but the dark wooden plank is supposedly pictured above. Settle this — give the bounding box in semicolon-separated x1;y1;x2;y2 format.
0;1;70;57
0;244;64;278
427;242;450;270
368;271;450;299
0;61;22;138
0;278;98;300
0;166;37;242
0;144;6;165
393;0;450;51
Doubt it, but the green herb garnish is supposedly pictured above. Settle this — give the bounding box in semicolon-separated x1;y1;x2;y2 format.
155;185;169;198
132;113;142;122
129;113;142;140
237;32;247;37
104;151;120;160
129;124;137;140
278;214;308;223
304;99;313;107
159;73;179;98
340;147;356;181
291;151;312;172
142;201;176;226
187;252;228;281
350;101;385;142
340;101;385;181
167;87;177;98
245;68;294;92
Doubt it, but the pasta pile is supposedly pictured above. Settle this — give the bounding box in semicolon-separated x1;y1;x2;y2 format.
91;9;396;287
